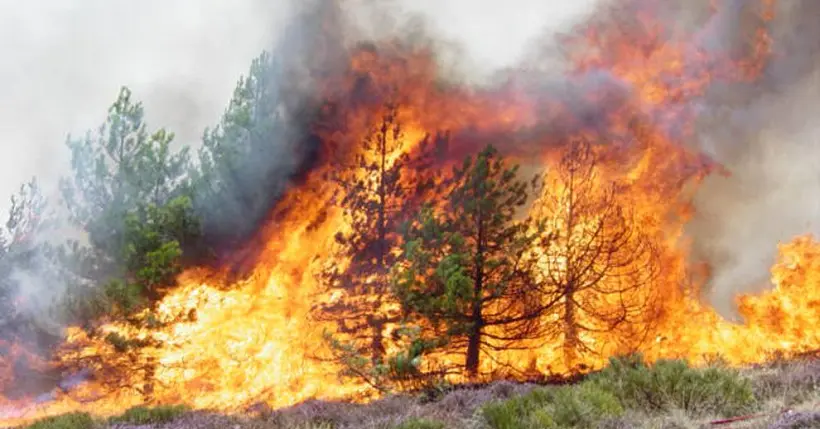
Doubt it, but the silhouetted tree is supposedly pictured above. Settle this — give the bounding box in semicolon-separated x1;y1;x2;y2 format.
393;145;551;376
316;104;413;367
529;139;661;370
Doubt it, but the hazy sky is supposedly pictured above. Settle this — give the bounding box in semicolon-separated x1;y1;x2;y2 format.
0;0;595;214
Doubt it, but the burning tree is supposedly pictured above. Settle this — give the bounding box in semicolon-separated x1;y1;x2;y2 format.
316;104;415;373
392;145;549;376
530;139;661;370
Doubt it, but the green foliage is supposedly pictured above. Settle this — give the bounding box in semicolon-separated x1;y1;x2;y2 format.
546;384;624;427
392;417;446;429
108;404;189;425
481;384;622;429
393;144;543;374
23;413;97;429
193;51;293;246
104;331;150;353
122;196;199;299
59;86;199;316
587;354;756;417
323;325;444;394
61;87;191;250
101;278;143;314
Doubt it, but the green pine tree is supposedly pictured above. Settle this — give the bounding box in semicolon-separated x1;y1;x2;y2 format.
60;86;199;314
393;145;550;376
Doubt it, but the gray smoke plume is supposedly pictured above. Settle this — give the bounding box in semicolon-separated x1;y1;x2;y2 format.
686;0;820;319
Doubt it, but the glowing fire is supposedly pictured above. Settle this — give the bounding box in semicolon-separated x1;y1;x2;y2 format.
2;0;818;426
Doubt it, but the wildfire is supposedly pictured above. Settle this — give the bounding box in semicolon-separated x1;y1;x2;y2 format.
2;0;818;426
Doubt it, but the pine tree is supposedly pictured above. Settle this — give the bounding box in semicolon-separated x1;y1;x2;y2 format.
317;104;412;366
193;51;289;251
393;145;549;376
60;87;199;312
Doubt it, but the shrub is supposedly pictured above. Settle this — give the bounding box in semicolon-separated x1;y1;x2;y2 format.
547;383;624;427
481;383;622;429
23;413;97;429
587;354;755;417
108;404;189;425
392;417;447;429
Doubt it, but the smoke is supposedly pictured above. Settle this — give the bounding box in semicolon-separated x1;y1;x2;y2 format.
0;0;287;212
684;0;820;319
189;0;600;258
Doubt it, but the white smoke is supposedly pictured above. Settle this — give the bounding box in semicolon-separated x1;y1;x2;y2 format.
672;0;820;319
0;0;289;213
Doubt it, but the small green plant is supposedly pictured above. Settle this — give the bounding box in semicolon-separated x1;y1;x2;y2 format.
481;384;622;429
392;417;447;429
587;354;756;417
481;387;551;429
24;412;97;429
108;404;189;425
547;383;624;427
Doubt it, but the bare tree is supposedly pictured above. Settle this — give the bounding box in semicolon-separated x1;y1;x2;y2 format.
530;139;661;370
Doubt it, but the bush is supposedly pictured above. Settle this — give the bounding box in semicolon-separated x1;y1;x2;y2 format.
392;418;447;429
24;413;97;429
587;354;755;417
108;404;189;425
481;383;622;429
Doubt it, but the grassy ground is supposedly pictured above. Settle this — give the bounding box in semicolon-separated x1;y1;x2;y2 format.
16;355;820;429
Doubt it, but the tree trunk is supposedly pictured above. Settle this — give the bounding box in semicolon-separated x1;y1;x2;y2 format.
371;318;386;364
467;191;485;376
563;288;579;370
465;304;483;375
370;123;389;364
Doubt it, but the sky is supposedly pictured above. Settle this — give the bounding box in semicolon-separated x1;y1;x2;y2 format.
0;0;596;214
